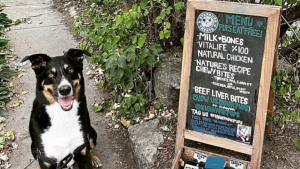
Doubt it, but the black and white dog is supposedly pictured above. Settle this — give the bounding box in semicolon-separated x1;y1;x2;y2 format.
21;49;101;169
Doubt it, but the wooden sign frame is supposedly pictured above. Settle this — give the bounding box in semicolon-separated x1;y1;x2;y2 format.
172;1;281;169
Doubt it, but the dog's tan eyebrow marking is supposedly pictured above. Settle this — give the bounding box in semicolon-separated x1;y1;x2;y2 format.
73;73;82;101
43;84;56;105
51;68;56;73
64;64;69;70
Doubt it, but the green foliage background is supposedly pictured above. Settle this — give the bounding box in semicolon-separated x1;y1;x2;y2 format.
0;7;13;116
74;0;185;117
75;0;300;147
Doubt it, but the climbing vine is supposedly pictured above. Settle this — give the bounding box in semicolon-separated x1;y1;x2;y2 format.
74;0;185;117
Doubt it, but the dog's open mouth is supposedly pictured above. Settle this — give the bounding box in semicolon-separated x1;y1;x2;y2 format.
57;96;74;111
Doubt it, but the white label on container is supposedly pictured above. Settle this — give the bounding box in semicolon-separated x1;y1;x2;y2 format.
193;151;207;163
230;159;244;169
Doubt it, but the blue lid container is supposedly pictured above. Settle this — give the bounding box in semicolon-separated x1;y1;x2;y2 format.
205;156;226;169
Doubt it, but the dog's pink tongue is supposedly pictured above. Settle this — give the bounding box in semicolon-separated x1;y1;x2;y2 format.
58;96;74;107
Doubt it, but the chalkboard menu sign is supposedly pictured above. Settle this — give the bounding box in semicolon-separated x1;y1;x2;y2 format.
172;1;281;169
187;10;267;145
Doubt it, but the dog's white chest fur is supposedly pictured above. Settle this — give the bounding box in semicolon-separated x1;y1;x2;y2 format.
41;101;84;167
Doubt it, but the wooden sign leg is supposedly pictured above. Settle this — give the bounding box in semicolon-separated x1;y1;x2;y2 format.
171;147;183;169
265;12;280;134
265;54;277;134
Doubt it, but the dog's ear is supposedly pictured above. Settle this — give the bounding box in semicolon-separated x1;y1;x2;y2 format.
65;49;91;66
21;54;51;77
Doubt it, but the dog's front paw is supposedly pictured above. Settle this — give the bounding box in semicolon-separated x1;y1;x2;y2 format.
89;152;102;168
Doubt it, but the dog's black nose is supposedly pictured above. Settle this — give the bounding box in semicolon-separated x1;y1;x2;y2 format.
59;85;71;96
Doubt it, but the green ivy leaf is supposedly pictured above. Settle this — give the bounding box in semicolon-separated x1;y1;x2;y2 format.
131;96;138;104
271;79;276;91
95;36;104;45
138;34;147;47
155;102;163;109
273;116;280;123
146;55;156;66
295;89;300;99
0;68;14;78
278;101;285;107
159;31;164;39
113;35;120;44
135;58;141;67
115;15;123;26
132;4;138;11
131;12;139;19
283;109;288;116
93;105;103;112
166;6;172;14
285;68;290;75
288;84;292;92
106;57;115;69
127;53;136;61
124;46;136;60
113;67;124;80
0;136;5;145
0;106;8;116
281;116;287;123
118;57;127;68
165;22;171;29
295;139;300;149
98;80;104;89
125;98;132;107
0;38;9;47
134;103;141;111
140;48;149;58
164;30;171;39
0;96;9;103
0;87;9;93
132;36;137;45
291;111;297;120
297;118;300;124
174;2;184;10
150;44;163;55
140;0;148;9
125;16;133;28
126;82;134;90
274;0;282;5
125;46;136;54
287;0;297;4
154;16;162;24
144;9;149;16
279;87;286;95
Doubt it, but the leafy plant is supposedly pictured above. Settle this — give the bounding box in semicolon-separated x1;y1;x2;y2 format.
0;9;11;34
264;0;299;6
0;7;13;116
74;0;185;117
271;68;300;149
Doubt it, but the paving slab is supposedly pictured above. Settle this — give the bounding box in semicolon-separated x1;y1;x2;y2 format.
2;0;135;168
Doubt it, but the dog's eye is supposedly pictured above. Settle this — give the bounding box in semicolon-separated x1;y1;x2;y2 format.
48;73;54;78
68;68;73;74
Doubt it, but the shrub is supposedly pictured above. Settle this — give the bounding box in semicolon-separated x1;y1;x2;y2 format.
0;7;13;116
74;0;185;117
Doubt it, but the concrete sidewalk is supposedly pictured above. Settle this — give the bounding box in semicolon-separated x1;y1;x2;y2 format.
2;0;135;168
